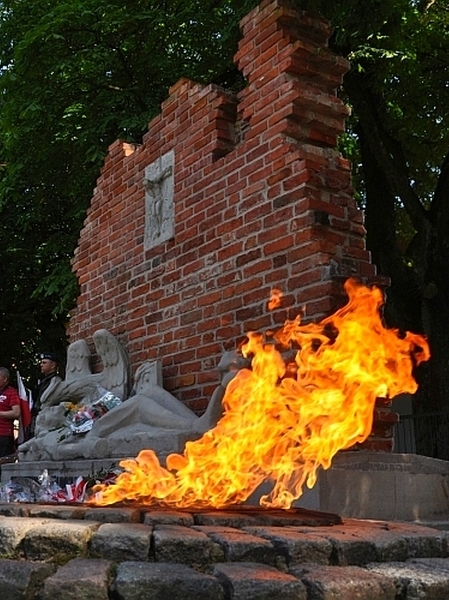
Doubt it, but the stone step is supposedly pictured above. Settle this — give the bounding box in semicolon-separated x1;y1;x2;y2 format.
0;503;448;599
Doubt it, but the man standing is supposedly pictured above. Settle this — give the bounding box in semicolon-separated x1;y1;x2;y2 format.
0;367;20;458
30;352;61;437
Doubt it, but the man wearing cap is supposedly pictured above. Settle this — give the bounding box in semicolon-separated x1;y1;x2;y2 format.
30;353;61;438
0;367;21;458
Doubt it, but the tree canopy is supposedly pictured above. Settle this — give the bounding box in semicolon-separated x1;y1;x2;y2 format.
0;0;448;458
0;0;254;379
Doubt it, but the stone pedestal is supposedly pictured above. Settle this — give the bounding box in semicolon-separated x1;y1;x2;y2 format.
296;451;449;523
249;452;449;523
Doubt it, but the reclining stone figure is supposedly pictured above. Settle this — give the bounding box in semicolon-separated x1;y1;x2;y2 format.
18;329;249;462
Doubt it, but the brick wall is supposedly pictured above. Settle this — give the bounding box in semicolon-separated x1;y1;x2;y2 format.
68;0;394;451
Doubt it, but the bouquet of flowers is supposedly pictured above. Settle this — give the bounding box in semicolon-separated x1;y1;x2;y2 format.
68;388;122;434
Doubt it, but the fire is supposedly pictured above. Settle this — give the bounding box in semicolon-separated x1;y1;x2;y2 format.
268;288;283;310
93;279;429;509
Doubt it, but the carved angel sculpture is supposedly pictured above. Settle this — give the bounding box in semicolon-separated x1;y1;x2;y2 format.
40;329;130;407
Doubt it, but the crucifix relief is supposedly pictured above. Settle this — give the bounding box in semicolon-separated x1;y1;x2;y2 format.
143;150;175;249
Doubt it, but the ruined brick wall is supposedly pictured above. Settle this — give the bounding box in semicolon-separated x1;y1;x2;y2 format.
68;0;395;451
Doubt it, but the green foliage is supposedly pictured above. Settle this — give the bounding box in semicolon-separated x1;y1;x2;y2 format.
0;0;256;380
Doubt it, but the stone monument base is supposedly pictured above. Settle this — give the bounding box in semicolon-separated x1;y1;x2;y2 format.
250;452;449;523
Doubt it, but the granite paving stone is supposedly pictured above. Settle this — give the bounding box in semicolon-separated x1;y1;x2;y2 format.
113;561;225;600
213;561;308;600
243;525;333;566
83;506;142;523
384;521;448;559
23;518;101;561
296;521;410;563
28;504;88;520
0;558;55;600
152;523;225;566
310;527;379;566
367;558;449;599
90;522;153;561
144;509;195;527
0;516;52;558
0;503;449;599
193;525;277;565
193;510;259;528
41;557;113;600
290;563;397;600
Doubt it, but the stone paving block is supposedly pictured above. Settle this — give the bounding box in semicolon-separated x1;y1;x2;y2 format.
153;523;224;566
297;520;411;564
340;519;448;561
385;521;448;559
0;516;50;558
194;511;259;528
367;558;449;599
328;520;410;562
290;563;397;600
90;522;152;561
23;519;101;561
143;509;195;527
28;504;88;520
243;525;333;566
41;557;113;600
0;503;28;517
193;525;277;565
84;506;142;523
292;525;379;566
0;558;55;600
114;561;225;600
213;561;307;600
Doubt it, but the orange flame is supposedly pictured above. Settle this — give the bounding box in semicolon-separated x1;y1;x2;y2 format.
268;288;283;310
93;279;429;509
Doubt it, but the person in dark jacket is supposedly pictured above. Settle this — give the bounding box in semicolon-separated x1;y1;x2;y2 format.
30;352;61;438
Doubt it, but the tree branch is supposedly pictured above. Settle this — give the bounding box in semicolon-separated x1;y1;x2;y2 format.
344;67;428;233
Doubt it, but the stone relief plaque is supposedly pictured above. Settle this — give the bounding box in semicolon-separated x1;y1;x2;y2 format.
143;150;175;249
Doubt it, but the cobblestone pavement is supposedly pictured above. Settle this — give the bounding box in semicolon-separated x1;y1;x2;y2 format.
0;502;449;599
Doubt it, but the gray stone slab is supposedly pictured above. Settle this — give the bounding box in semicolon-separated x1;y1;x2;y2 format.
90;523;152;561
316;452;449;522
0;503;29;517
193;510;259;528
41;557;113;600
243;525;333;566
0;516;51;558
0;558;55;600
310;527;379;566
28;504;88;520
368;558;449;599
193;525;277;565
213;562;307;600
84;506;142;523
143;509;195;527
23;519;101;561
114;561;224;600
384;521;448;559
152;523;224;565
291;563;396;600
295;520;409;563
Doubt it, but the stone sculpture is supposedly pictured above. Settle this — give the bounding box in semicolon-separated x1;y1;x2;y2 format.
17;329;249;462
40;328;130;407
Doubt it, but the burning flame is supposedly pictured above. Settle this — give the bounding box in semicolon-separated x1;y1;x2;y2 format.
93;279;429;509
268;288;283;310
